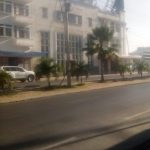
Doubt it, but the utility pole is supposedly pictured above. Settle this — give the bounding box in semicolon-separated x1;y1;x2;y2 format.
64;0;71;87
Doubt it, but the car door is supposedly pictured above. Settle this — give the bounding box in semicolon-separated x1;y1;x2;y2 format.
9;67;18;79
15;67;26;79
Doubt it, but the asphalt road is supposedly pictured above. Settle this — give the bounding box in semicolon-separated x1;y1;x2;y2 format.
0;83;150;150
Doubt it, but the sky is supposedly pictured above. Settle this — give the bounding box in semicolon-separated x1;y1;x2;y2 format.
125;0;150;52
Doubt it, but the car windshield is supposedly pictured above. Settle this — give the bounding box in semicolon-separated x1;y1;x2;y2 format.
0;0;150;150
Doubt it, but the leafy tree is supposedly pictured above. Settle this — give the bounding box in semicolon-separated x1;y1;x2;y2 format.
134;61;148;78
117;63;130;79
85;26;118;82
0;71;12;91
83;34;96;67
35;58;58;87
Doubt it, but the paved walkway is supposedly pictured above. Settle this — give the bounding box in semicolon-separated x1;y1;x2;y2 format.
1;79;150;103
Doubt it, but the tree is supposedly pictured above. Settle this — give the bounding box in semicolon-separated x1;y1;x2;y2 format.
0;71;12;91
35;58;58;87
85;26;117;82
83;34;96;67
117;63;130;79
134;61;148;78
73;62;88;84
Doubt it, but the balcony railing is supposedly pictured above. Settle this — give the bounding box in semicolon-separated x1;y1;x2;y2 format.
15;38;33;47
0;15;32;25
13;0;33;4
0;2;32;25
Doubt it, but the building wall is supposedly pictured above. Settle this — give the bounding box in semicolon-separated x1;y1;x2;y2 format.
0;0;126;70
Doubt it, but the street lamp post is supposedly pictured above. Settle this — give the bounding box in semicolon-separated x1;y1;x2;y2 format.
64;0;71;87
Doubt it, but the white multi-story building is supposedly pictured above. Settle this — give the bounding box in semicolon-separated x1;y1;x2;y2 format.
131;47;150;61
0;0;126;70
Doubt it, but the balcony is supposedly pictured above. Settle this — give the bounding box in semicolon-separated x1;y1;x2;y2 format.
12;15;32;25
13;0;33;4
14;38;33;47
0;1;32;25
0;37;32;50
0;15;32;26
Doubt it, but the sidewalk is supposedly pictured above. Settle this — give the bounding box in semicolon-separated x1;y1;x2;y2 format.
1;78;150;103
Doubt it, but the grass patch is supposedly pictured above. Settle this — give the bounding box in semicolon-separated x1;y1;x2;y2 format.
0;90;18;96
34;83;86;92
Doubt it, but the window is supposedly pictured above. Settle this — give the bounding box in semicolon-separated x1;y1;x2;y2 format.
56;11;64;22
5;27;11;36
14;4;29;16
57;33;65;62
0;1;4;11
3;67;11;71
88;18;93;27
42;7;48;19
5;2;11;13
57;33;83;64
0;1;12;13
0;26;4;36
41;32;50;56
55;11;82;25
14;26;30;39
16;67;24;72
10;67;17;71
0;24;12;37
69;14;82;25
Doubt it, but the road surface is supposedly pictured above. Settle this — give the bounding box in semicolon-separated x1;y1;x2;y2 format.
0;82;150;149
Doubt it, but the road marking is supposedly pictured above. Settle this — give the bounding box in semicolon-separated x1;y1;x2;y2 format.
125;109;150;120
38;137;77;150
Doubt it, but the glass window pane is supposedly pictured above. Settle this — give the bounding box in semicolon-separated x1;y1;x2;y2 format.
5;3;12;13
0;26;4;36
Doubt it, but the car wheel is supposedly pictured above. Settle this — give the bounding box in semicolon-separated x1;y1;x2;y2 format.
27;75;35;82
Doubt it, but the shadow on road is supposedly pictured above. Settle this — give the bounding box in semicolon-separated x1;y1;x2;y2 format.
1;119;150;150
108;129;150;150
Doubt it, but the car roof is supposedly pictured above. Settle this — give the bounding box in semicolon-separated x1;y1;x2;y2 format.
1;66;24;69
1;66;22;68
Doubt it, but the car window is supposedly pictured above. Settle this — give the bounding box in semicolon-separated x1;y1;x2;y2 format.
16;67;25;72
3;67;11;71
10;67;17;71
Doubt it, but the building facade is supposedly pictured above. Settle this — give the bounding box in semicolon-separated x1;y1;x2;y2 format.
131;47;150;62
0;0;126;70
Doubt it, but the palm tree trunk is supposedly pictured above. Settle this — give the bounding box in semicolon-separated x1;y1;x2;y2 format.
141;72;143;79
59;74;66;87
47;75;51;87
107;60;111;74
100;59;104;82
80;76;83;84
98;59;101;76
99;44;105;82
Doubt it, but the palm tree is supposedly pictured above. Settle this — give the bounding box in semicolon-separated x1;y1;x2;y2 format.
134;61;148;78
84;34;96;67
35;58;58;87
85;26;117;82
0;71;12;91
117;63;130;79
74;62;88;84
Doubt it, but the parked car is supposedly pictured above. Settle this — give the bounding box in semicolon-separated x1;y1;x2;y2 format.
0;66;35;82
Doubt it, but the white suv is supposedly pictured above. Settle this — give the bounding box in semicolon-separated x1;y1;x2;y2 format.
0;66;35;82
